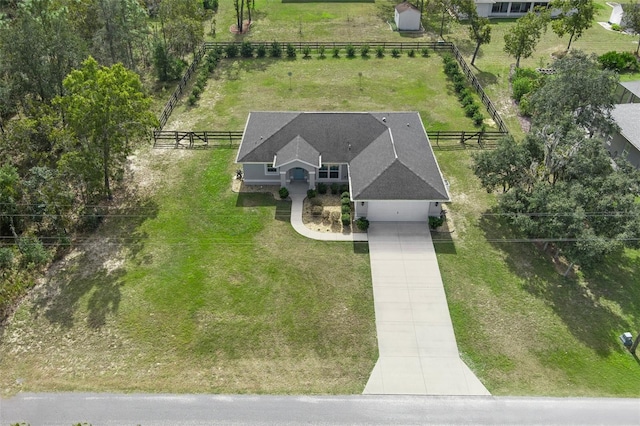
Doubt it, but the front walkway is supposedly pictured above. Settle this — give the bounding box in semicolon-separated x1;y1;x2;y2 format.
362;222;490;395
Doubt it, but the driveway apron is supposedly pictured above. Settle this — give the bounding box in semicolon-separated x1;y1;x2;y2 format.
363;222;490;395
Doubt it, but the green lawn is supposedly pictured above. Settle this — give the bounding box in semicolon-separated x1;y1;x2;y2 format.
164;55;485;132
0;148;377;395
434;150;640;396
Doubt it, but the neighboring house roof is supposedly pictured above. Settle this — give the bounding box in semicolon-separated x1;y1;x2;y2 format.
612;103;640;151
237;112;450;202
395;1;420;13
620;80;640;99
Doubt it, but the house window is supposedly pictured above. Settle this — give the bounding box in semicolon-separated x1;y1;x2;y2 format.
265;163;277;174
533;2;549;11
492;2;509;13
510;2;531;13
319;164;340;179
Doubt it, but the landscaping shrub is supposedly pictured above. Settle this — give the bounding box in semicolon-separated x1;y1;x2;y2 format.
376;46;385;58
256;43;267;58
346;44;356;58
279;187;289;199
518;94;533;116
341;191;350;199
360;44;370;58
355;217;370;231
307;189;317;198
317;182;327;194
191;85;202;98
330;211;341;223
512;77;533;102
472;111;484;126
464;103;480;118
332;47;340;58
341;198;350;207
611;23;622;31
453;77;466;93
310;197;322;206
302;46;311;59
407;49;415;58
341;213;351;226
240;41;254;58
341;204;351;214
330;183;339;194
322;210;330;220
318;45;326;59
443;56;460;77
391;48;401;58
514;67;538;80
312;206;323;216
187;94;197;105
598;51;639;73
270;41;282;58
421;47;430;58
225;43;239;58
286;43;297;58
461;93;475;107
428;216;444;229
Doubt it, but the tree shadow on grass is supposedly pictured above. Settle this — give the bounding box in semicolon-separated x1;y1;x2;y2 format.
432;230;457;255
31;198;158;329
479;209;634;357
475;70;498;86
235;192;291;222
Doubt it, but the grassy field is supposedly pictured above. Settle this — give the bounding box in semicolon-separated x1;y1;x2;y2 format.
164;55;485;132
0;148;377;395
434;150;640;396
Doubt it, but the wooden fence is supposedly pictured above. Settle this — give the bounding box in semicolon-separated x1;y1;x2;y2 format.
204;40;454;52
153;129;505;150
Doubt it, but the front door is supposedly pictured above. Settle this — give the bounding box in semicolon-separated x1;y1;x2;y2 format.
292;168;305;181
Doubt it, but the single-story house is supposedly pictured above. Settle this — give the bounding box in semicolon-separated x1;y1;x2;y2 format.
395;1;421;31
608;103;640;168
236;112;450;222
475;1;551;18
616;80;640;104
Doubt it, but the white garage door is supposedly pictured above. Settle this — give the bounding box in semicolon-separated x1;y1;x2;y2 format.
366;200;430;222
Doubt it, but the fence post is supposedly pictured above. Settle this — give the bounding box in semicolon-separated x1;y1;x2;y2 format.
174;131;179;149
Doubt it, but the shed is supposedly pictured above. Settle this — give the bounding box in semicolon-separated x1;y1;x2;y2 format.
395;2;422;31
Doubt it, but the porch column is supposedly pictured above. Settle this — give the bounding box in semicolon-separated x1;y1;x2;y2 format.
280;170;287;187
308;171;316;189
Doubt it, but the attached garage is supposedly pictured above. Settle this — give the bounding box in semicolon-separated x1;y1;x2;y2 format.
365;200;430;222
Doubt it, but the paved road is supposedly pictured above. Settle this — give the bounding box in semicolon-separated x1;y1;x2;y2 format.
2;393;639;425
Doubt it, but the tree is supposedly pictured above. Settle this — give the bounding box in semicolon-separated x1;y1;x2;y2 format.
550;0;595;50
233;0;245;33
528;51;619;136
93;0;150;69
0;0;87;103
504;11;549;68
472;136;531;193
55;57;158;200
459;0;491;66
159;0;204;58
624;1;640;55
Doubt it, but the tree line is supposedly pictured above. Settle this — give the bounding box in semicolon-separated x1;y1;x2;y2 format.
0;0;215;318
473;51;640;275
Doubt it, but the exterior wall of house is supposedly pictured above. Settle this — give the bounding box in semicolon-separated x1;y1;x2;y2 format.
364;200;432;222
615;85;640;104
396;10;421;31
242;164;280;184
484;1;550;17
607;134;640;168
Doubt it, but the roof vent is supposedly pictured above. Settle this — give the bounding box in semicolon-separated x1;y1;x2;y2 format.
382;117;386;122
348;143;351;151
407;123;410;127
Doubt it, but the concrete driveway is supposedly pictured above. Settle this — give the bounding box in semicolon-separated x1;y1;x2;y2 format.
363;222;489;395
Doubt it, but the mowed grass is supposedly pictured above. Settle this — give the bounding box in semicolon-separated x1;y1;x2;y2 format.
212;0;403;42
164;55;484;132
0;148;377;395
434;150;640;396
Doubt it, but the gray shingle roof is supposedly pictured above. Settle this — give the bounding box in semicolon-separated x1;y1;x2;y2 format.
236;112;450;202
620;80;640;99
612;103;640;151
395;1;420;13
273;135;320;168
